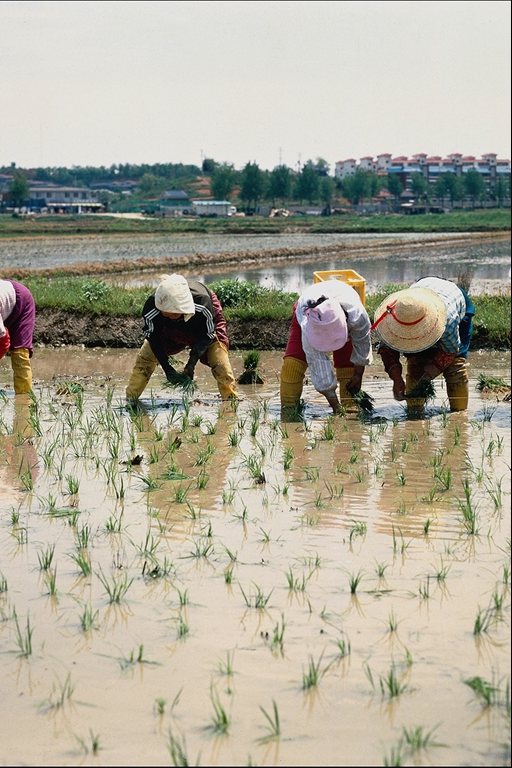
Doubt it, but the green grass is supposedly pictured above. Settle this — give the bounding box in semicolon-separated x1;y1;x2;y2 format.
0;209;510;236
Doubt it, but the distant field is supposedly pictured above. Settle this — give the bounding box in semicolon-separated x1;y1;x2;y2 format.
0;208;510;237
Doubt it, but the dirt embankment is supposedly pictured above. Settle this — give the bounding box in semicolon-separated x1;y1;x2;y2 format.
33;309;291;350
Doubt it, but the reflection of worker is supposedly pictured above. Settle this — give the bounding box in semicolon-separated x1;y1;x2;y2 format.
0;279;36;394
280;280;372;413
0;395;39;498
126;273;237;402
371;276;475;412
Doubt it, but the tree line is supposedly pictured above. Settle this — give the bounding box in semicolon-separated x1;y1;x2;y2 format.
2;156;510;211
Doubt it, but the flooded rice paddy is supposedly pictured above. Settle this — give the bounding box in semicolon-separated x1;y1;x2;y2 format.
0;349;510;766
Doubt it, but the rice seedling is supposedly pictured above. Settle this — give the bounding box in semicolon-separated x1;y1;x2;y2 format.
282;445;294;469
196;468;209;489
271;613;286;654
75;729;102;756
320;416;336;440
64;474;80;495
476;373;510;393
40;672;75;711
216;649;235;677
79;602;99;632
401;724;445;751
434;465;452;491
285;567;311;592
209;683;230;733
348;569;364;594
301;651;324;690
75;523;91;549
386;609;400;634
224;564;235;584
324;480;344;498
37;543;56;571
464;675;503;707
257;699;281;743
239;582;273;609
418;577;431;600
473;604;498;635
303;466;320;481
18;469;34;492
423;517;433;534
244;453;266;484
378;664;408;699
457;478;479;535
0;572;7;593
228;428;241;446
96;567;133;604
105;510;124;532
396;470;406;486
44;567;58;597
333;633;351;659
167;728;191;767
383;742;405;767
485;477;503;510
176;613;189;639
349;521;367;543
374;560;389;578
194;442;215;466
13;610;33;657
189;539;214;559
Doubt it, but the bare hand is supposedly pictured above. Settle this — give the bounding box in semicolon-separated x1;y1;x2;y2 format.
392;377;406;401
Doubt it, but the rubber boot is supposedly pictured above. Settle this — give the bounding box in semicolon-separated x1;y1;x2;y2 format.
10;348;33;394
405;356;426;416
444;356;469;412
280;357;307;407
335;367;358;412
207;341;238;400
126;340;158;400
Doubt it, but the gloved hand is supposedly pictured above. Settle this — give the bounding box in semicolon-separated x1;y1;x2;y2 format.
0;329;10;359
183;363;195;381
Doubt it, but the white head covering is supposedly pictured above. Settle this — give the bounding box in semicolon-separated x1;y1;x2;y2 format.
303;298;348;352
155;274;195;320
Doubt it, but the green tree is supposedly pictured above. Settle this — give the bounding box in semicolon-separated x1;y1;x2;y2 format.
8;172;29;207
138;173;166;197
211;163;236;200
319;176;336;211
268;165;292;205
239;162;267;211
464;169;485;207
294;164;319;203
386;173;403;205
410;172;429;205
343;170;371;205
202;157;217;175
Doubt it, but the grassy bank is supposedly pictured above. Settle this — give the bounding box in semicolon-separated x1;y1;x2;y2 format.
25;276;511;350
0;208;510;237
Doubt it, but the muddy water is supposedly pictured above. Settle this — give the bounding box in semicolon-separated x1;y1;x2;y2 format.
2;231;511;296
0;349;510;767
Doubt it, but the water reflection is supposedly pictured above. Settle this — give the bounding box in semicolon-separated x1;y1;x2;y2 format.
109;238;511;295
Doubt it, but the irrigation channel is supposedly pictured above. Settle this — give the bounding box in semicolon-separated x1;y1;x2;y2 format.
0;344;510;767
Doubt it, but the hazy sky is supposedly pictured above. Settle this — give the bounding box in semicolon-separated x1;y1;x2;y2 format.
1;0;510;172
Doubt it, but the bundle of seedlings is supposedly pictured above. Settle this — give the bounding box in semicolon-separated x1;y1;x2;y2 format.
163;369;197;396
237;350;265;384
352;389;375;414
404;378;436;402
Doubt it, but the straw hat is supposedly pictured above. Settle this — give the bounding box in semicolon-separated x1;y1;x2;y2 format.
372;287;447;353
303;298;348;352
155;273;195;319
